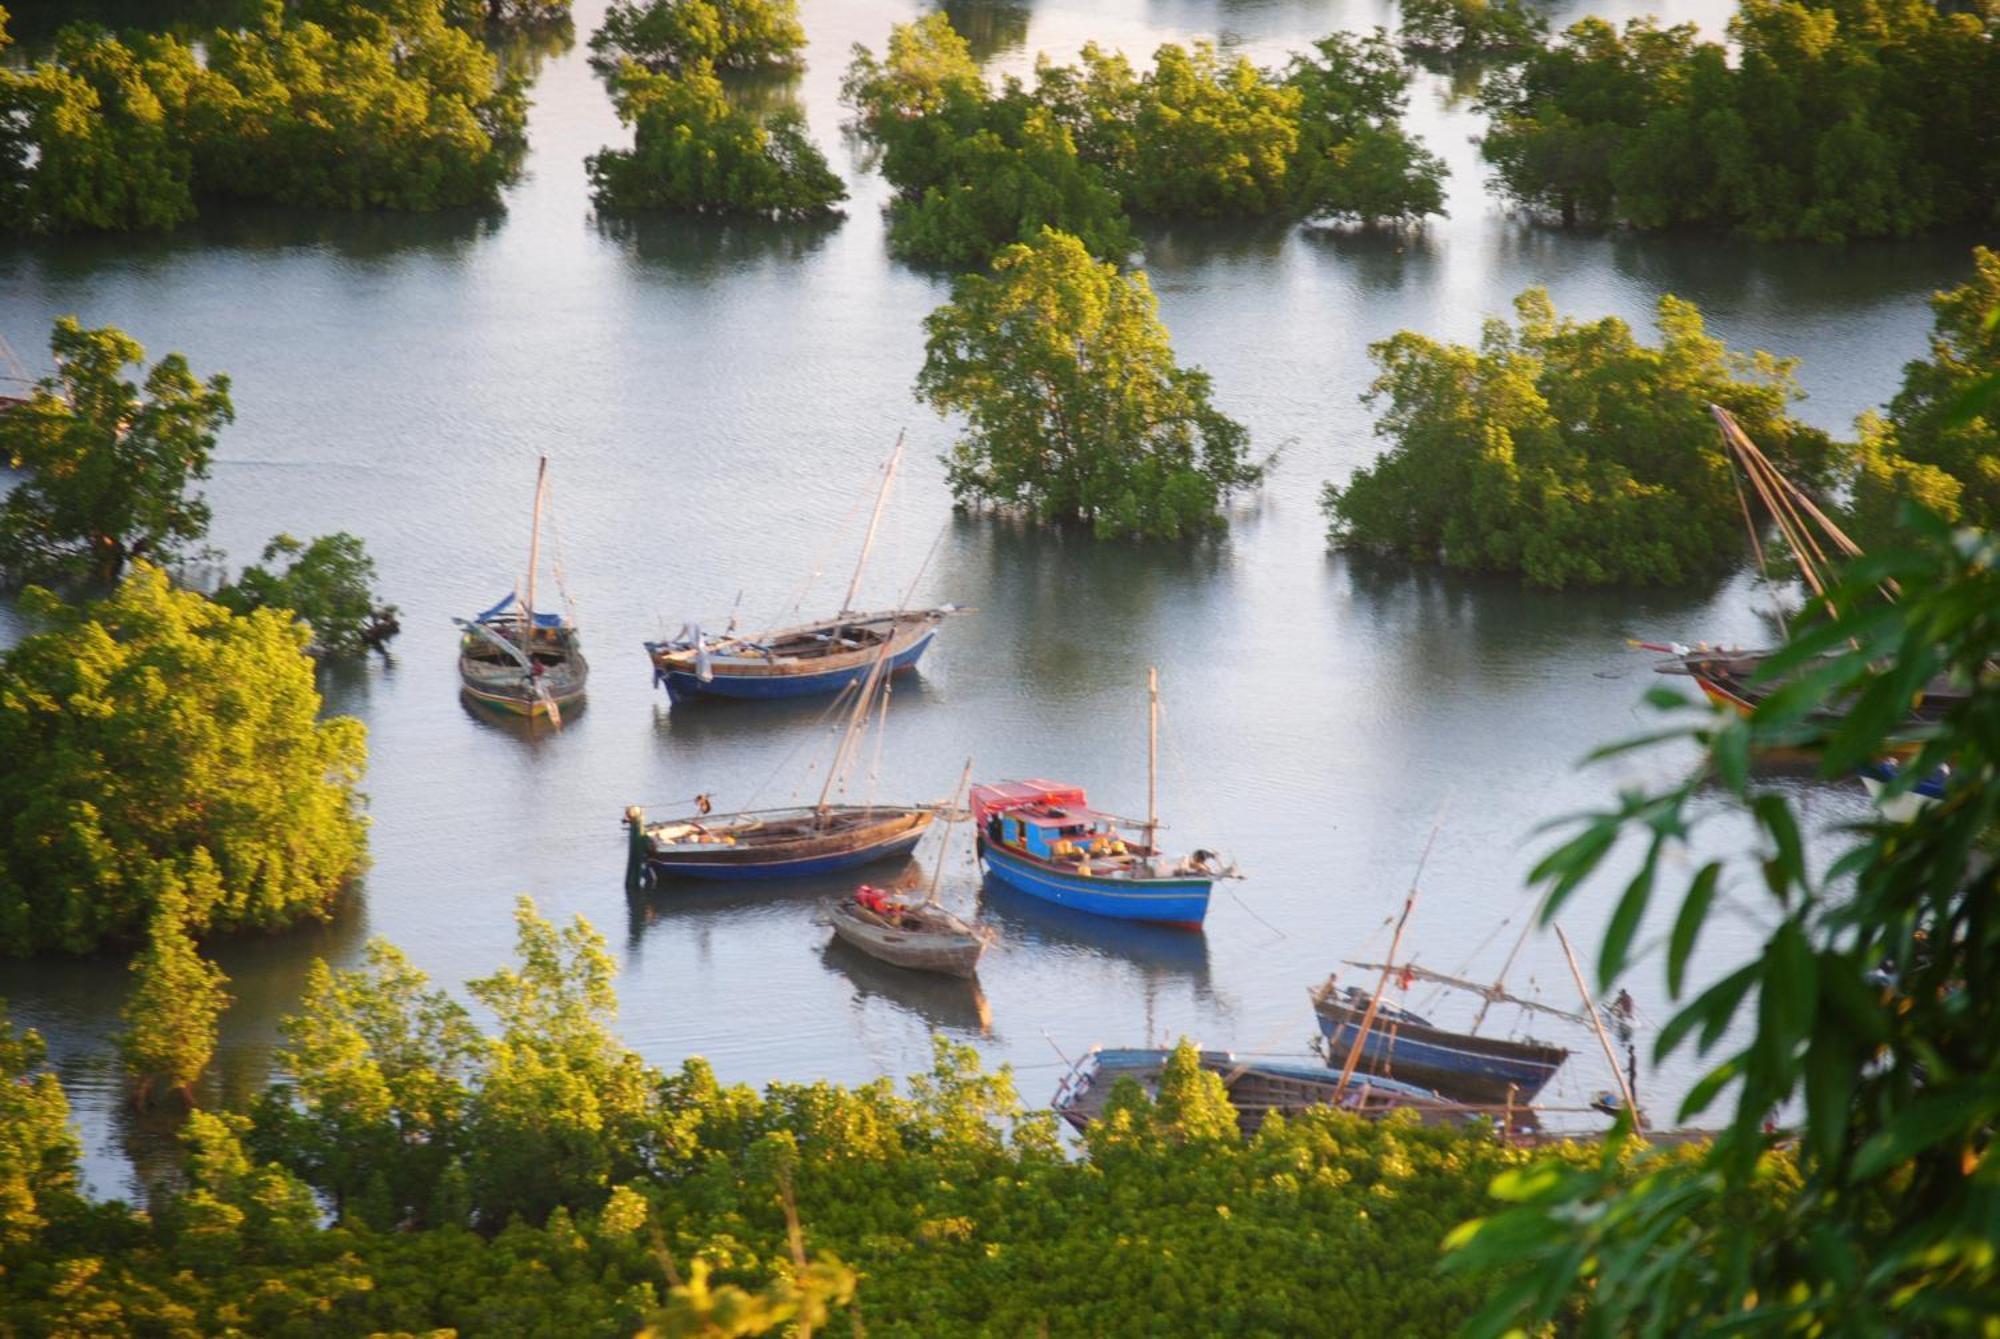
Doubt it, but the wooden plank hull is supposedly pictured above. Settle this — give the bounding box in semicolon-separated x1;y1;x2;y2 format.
827;902;989;978
650;612;943;703
1310;993;1568;1103
978;839;1210;928
639;807;933;882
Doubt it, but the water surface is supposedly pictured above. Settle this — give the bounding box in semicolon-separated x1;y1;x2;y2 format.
0;0;1979;1199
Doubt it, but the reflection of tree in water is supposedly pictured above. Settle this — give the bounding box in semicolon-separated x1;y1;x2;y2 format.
936;0;1029;63
491;16;577;81
719;65;808;120
592;210;843;278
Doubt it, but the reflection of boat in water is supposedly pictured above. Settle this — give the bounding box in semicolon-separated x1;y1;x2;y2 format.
456;458;587;723
819;938;993;1037
1050;1047;1487;1137
972;671;1237;928
978;873;1212;982
645;437;965;703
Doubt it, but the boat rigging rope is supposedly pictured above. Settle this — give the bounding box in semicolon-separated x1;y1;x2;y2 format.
774;482;875;628
740;682;863;812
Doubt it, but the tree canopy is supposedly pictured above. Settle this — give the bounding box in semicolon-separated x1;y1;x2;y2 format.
0;0;527;233
1447;506;2000;1333
0;316;232;586
0;565;368;955
1397;0;1548;62
587;60;845;218
118;886;232;1108
918;228;1264;540
1477;0;2000;238
844;17;1444;267
213;531;402;657
1847;246;2000;548
3;899;1693;1335
588;0;804;74
1322;287;1840;587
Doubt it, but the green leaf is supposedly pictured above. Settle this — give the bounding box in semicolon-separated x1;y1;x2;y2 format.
1598;846;1657;988
1654;963;1759;1063
1666;863;1721;999
1851;1084;2000;1181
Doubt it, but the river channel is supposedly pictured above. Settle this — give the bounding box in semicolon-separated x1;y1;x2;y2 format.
0;0;1982;1199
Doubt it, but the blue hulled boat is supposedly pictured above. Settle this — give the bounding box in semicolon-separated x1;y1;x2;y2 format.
1051;1047;1465;1136
1309;976;1574;1104
970;670;1235;929
645;436;965;704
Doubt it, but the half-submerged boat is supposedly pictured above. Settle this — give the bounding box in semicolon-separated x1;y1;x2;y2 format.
456;457;586;723
826;763;995;977
625;632;935;883
645;436;964;703
971;670;1233;929
1310;974;1576;1104
1050;1047;1463;1137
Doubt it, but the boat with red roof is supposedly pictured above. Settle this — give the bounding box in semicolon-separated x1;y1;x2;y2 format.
969;670;1234;928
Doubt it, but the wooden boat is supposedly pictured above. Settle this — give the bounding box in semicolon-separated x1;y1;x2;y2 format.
625;621;935;883
1049;1047;1472;1137
828;890;993;978
1859;758;1949;822
971;670;1235;928
1310;975;1574;1104
456;458;586;723
626;804;932;881
1639;406;1970;736
646;436;964;703
825;762;995;977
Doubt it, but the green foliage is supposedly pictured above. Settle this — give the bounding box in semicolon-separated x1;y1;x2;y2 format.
918;228;1264;539
844;17;1444;265
0;1003;81;1252
1848;246;2000;547
1285;32;1449;224
1399;0;1548;60
587;61;845;219
589;0;804;74
1322;287;1840;587
214;531;401;656
0;1;527;233
0;565;368;955
842;15;1131;268
1447;510;2000;1333
250;940;482;1228
0;18;198;232
1478;1;2000;238
0;316;232;586
117;882;232;1108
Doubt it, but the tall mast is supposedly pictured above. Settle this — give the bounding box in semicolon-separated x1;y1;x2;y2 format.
840;433;904;616
1333;810;1447;1098
816;636;895;816
1145;667;1159;854
926;759;974;906
524;456;548;628
1468;916;1537;1036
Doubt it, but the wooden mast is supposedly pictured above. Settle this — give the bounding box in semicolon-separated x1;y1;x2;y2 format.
1144;667;1159;856
1555;925;1642;1127
840;432;905;617
524;456;548;629
1333;811;1447;1097
1468;917;1537;1036
815;635;896;817
926;759;975;906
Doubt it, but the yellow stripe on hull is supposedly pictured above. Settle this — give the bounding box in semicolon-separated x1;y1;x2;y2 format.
461;684;585;717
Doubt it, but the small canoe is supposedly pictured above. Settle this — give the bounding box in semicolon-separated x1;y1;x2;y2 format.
827;891;993;979
1050;1047;1464;1137
626;804;932;883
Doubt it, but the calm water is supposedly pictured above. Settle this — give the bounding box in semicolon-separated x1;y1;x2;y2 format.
1;0;1982;1200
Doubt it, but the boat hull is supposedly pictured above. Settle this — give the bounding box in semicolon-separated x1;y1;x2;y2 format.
827;904;988;978
639;810;932;882
978;839;1210;928
1052;1048;1454;1136
1311;998;1566;1103
460;677;588;717
652;611;946;704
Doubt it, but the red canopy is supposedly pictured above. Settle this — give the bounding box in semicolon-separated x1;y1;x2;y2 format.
970;778;1089;825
